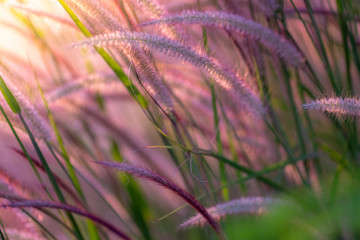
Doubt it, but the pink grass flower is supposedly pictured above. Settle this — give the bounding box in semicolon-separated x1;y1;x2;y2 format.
71;31;265;118
141;11;303;66
303;97;360;117
95;161;223;237
180;197;276;229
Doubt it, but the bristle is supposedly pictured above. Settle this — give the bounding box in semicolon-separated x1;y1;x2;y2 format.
96;161;223;237
179;197;277;229
303;97;360;117
141;11;303;66
71;31;265;117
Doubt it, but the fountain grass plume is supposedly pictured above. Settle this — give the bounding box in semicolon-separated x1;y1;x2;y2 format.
179;197;276;229
63;0;123;31
303;97;360;117
141;11;303;66
71;31;265;118
95;161;223;237
46;73;119;103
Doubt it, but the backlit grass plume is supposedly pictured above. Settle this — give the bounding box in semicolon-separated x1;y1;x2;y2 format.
71;31;265;117
179;197;276;229
95;161;223;237
46;73;119;103
141;11;303;66
303;97;360;117
63;0;122;31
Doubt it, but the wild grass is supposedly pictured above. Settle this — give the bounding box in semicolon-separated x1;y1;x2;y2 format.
0;0;359;239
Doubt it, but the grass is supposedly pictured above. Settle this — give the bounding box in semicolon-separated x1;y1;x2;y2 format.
0;0;359;239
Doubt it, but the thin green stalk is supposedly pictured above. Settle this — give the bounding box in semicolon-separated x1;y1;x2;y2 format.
18;114;84;240
193;150;284;191
22;210;58;240
158;152;316;221
147;111;285;191
36;80;84;197
57;0;147;108
0;104;48;194
302;0;340;94
0;220;6;240
256;61;308;186
281;65;309;181
294;70;322;176
203;28;227;199
111;141;152;240
220;104;247;194
33;66;100;240
210;83;228;200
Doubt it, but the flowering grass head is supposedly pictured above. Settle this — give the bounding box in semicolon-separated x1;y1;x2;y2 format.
303;97;360;118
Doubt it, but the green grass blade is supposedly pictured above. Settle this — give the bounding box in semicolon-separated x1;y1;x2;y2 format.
18;114;84;240
0;75;20;114
56;0;147;108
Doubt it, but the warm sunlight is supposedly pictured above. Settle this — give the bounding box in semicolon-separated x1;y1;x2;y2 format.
0;0;359;239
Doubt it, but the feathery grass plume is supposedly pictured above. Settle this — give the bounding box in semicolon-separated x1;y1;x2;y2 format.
141;11;303;66
46;73;119;103
63;0;123;31
61;0;174;113
302;97;360;117
71;31;265;117
0;194;131;240
95;161;223;237
179;197;276;229
0;73;52;141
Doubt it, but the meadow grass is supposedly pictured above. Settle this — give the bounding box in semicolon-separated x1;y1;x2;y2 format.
0;0;359;239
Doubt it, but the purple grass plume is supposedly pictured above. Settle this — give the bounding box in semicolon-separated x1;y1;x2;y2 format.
95;161;223;238
303;97;360;117
141;11;303;66
180;197;276;229
71;31;265;118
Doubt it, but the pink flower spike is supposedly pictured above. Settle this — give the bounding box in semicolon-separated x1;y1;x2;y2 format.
303;97;360;117
141;11;304;66
95;161;223;238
